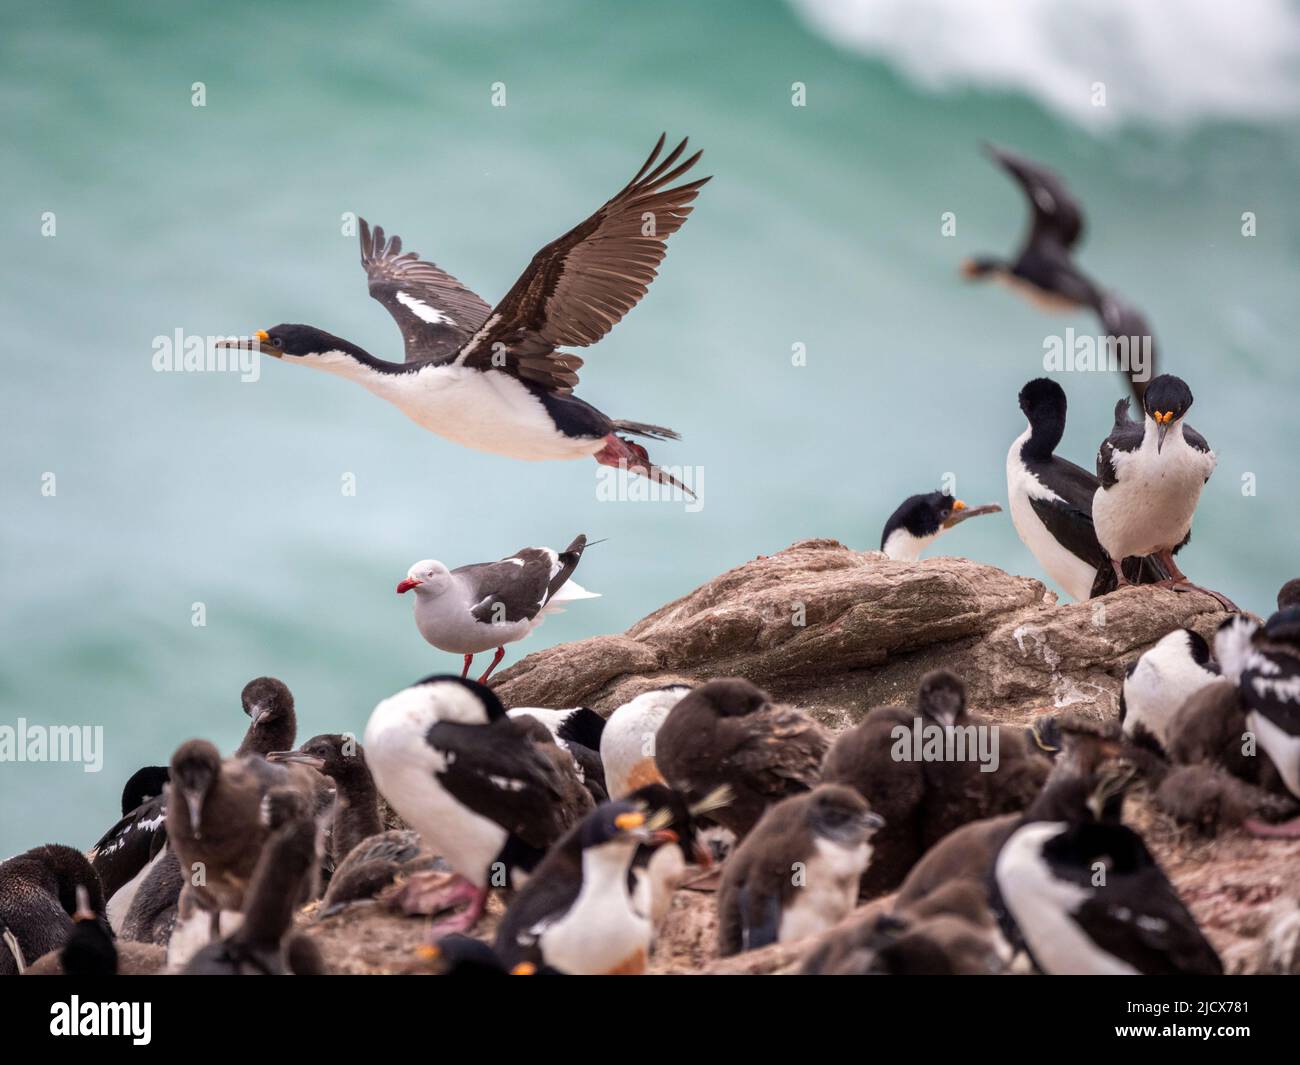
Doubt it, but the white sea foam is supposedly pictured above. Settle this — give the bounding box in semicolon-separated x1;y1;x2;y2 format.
789;0;1300;128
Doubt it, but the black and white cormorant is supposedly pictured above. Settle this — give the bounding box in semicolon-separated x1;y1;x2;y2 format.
1092;374;1234;608
1215;589;1300;838
219;135;708;494
89;766;169;931
963;143;1155;403
879;492;1001;561
1119;627;1220;755
1007;378;1170;599
363;675;585;935
991;760;1222;975
397;534;598;684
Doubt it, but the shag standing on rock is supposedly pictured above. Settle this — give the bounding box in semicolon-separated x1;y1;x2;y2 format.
991;761;1223;975
717;785;882;956
218;135;708;494
1093;374;1232;607
880;492;1001;561
398;534;599;683
963;143;1154;403
493;799;678;975
363;675;583;935
655;678;829;839
1008;378;1169;599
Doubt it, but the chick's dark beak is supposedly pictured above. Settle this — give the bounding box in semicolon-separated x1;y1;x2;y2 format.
267;750;326;770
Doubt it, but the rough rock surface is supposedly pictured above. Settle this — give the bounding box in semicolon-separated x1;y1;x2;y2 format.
494;539;1230;730
293;540;1299;974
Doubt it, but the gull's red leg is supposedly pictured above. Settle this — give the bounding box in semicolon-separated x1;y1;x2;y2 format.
461;654;474;679
478;646;506;684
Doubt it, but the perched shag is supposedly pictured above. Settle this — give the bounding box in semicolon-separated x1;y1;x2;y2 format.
398;535;599;683
991;761;1222;974
879;492;1000;561
1007;378;1169;599
1093;375;1232;607
363;676;582;935
219;135;709;494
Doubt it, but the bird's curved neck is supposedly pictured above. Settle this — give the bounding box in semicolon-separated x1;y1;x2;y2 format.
1020;407;1065;462
297;342;405;379
333;772;383;859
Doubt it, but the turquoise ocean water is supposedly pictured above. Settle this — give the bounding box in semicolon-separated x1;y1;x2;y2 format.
3;0;1299;855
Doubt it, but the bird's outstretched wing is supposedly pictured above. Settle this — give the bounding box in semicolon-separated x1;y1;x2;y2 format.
454;134;710;393
358;218;492;363
1091;290;1158;405
985;143;1085;254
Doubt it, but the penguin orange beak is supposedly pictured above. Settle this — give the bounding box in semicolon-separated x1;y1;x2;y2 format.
396;577;422;594
942;502;1002;529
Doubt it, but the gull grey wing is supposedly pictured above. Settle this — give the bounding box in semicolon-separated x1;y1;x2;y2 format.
454;134;710;393
359;218;492;363
457;548;558;624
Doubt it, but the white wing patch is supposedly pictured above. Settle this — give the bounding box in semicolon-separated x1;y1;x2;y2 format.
396;290;455;326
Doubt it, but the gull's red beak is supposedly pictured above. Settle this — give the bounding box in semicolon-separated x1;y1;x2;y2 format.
396;577;422;594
